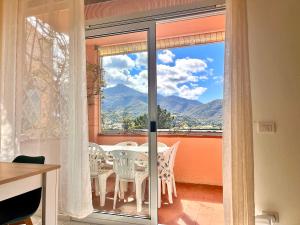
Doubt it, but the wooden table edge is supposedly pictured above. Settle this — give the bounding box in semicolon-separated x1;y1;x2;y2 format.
0;163;60;185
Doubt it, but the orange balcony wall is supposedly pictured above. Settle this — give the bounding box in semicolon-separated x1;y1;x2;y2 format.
93;134;223;186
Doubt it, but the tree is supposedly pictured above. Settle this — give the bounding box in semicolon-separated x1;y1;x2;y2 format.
122;113;135;131
133;105;174;129
157;105;174;129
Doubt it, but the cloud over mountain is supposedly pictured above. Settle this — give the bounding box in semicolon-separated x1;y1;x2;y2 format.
102;49;220;101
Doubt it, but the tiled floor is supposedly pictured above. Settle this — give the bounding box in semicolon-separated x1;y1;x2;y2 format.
32;182;223;225
92;179;224;225
158;183;223;225
92;177;150;216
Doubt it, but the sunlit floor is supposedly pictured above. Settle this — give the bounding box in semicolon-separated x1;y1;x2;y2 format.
92;178;224;225
31;181;223;225
158;183;223;225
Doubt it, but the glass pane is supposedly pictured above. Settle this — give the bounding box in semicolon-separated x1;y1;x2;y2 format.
156;14;225;225
86;31;150;218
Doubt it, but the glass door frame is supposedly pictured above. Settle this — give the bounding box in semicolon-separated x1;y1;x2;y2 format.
84;21;158;225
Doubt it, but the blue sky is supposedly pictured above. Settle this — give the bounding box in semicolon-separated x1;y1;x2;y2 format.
102;42;224;103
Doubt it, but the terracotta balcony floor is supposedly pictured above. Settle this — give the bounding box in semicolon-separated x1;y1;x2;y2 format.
158;182;223;225
92;178;223;225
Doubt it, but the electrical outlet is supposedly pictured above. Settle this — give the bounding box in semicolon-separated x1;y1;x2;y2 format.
257;121;276;133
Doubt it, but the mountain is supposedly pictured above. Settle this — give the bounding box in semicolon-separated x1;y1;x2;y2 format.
102;84;148;116
102;84;223;120
157;95;203;115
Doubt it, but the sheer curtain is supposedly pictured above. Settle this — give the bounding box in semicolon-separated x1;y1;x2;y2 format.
1;0;93;218
223;0;255;225
0;0;19;161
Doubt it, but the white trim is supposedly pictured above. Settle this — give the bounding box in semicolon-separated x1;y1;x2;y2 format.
147;21;158;225
83;22;158;225
0;174;42;201
42;170;59;225
74;212;150;225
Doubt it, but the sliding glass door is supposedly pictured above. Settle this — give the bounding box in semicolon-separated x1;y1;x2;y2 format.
85;22;158;225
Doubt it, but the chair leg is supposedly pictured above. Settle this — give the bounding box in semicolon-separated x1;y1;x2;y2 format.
141;179;146;201
119;181;127;200
172;174;177;197
132;181;136;192
95;177;100;196
135;179;142;212
99;175;107;207
158;178;161;208
113;176;120;210
162;180;166;195
166;181;173;204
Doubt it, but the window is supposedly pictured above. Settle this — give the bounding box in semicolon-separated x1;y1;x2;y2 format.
99;42;224;134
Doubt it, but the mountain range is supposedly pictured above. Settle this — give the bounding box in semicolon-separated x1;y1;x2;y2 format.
102;84;223;120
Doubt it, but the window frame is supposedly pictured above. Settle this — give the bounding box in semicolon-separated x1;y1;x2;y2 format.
97;42;225;136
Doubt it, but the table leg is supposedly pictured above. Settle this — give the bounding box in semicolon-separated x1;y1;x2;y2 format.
42;170;58;225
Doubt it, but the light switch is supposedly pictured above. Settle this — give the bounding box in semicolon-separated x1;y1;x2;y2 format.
257;121;276;133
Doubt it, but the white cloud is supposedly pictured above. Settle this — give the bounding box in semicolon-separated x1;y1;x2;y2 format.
127;70;148;93
206;57;214;63
213;75;224;84
175;57;207;73
177;85;207;100
208;68;214;76
158;50;175;63
156;57;208;99
199;75;209;80
102;55;135;87
102;54;209;100
102;54;135;70
135;52;148;68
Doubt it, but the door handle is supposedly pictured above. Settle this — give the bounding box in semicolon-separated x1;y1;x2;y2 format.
150;121;157;132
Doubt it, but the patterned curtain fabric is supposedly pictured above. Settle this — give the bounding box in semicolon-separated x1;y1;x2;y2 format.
0;0;93;218
223;0;255;225
0;0;19;161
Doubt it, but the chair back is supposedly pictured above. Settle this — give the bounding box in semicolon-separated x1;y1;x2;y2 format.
169;141;180;170
13;155;45;164
111;150;147;180
6;155;45;222
88;142;108;175
140;142;167;147
157;142;179;180
115;141;138;146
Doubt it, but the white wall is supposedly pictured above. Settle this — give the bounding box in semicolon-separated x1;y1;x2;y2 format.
247;0;300;225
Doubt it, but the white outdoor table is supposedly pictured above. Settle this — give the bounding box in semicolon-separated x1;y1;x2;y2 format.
0;162;60;225
99;145;169;154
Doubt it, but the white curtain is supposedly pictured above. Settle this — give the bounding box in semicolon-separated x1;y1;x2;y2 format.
0;0;19;161
0;0;93;218
223;0;255;225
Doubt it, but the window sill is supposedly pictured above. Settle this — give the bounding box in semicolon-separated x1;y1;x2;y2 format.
98;130;223;138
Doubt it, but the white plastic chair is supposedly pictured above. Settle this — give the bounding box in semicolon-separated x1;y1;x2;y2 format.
114;141;139;193
89;142;114;207
111;150;148;212
140;142;168;147
158;141;180;206
115;141;138;146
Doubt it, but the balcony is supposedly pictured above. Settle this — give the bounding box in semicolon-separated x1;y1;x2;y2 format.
89;123;223;225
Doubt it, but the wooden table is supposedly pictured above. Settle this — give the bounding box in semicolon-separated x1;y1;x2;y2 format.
0;162;60;225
